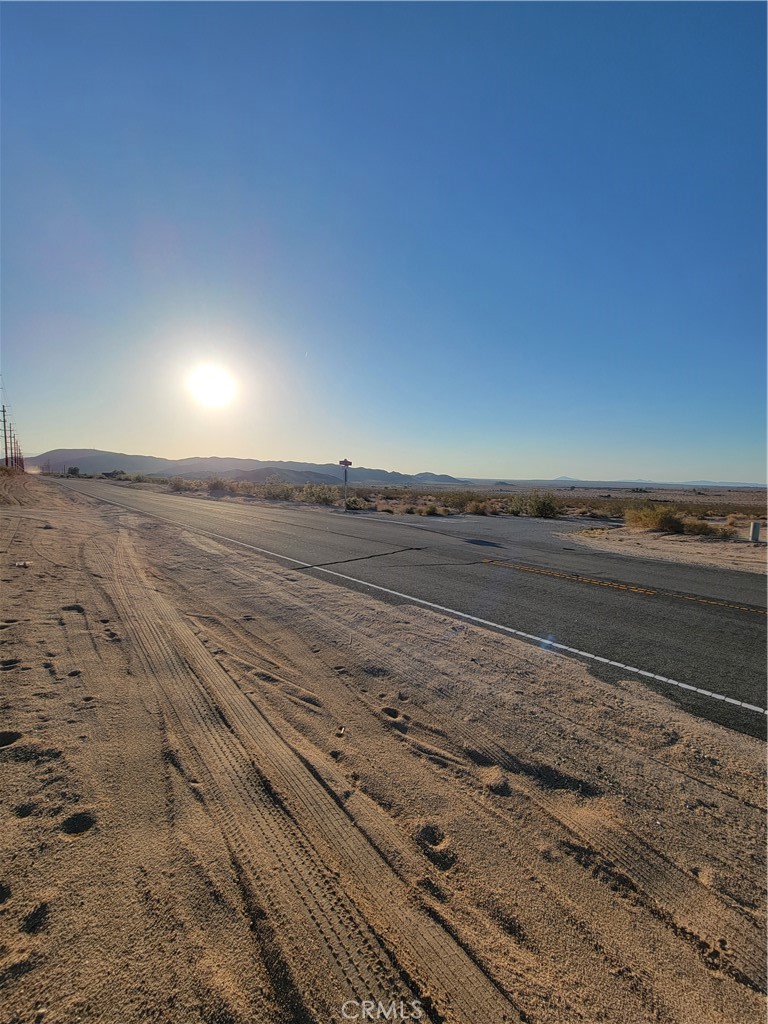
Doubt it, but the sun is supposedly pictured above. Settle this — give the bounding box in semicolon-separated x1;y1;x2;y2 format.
185;363;238;408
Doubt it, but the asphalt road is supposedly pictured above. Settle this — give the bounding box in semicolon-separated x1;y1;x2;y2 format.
57;479;767;737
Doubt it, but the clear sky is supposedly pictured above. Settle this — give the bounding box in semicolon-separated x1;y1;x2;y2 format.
2;1;765;481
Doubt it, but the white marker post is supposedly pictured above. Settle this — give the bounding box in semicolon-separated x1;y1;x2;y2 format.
339;458;352;510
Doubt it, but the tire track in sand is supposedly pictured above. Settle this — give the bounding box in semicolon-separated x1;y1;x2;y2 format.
152;533;767;999
190;548;766;994
197;593;767;1002
106;525;521;1024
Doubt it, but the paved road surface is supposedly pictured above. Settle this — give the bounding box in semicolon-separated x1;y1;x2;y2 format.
57;479;767;736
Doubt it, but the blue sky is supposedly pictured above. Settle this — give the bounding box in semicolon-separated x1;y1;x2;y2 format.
2;2;765;481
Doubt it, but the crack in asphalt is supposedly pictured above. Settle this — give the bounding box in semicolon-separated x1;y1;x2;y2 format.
296;546;426;570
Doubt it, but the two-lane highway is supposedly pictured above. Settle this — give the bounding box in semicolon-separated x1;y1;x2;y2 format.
58;479;767;737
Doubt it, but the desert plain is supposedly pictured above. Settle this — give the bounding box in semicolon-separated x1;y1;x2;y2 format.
0;472;765;1024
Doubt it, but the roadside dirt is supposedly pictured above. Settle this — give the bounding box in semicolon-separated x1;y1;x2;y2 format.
1;473;765;1024
567;525;768;574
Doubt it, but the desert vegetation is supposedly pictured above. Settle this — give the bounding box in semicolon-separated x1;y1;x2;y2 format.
44;468;765;522
160;478;573;518
154;477;767;533
624;503;738;538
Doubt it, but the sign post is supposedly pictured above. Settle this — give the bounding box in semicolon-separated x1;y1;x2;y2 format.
339;459;352;509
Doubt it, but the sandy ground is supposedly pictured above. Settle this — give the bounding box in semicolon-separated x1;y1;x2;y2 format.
1;472;765;1024
549;485;767;510
566;526;768;575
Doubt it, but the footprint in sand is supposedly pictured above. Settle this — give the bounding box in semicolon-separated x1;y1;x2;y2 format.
21;903;49;935
59;811;96;837
13;802;38;819
415;823;457;871
381;707;409;734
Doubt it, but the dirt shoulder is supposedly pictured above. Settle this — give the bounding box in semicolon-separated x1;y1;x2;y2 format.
1;474;765;1024
565;524;768;574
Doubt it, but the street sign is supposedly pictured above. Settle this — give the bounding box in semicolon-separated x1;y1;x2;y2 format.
339;459;352;507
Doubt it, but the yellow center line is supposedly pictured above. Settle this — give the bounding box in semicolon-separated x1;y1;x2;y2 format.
482;560;767;616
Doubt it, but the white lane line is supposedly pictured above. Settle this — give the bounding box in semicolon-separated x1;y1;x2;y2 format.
61;484;768;717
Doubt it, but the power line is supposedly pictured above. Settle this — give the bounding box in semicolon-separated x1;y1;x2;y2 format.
0;377;25;471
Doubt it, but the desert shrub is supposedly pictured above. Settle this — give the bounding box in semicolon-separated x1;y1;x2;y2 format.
683;519;736;539
500;495;524;516
442;490;482;513
624;504;684;533
404;506;415;514
262;479;296;501
300;484;339;506
419;504;438;516
526;491;561;518
503;497;523;515
466;501;488;515
345;496;369;510
234;480;258;496
682;518;716;536
206;476;230;495
725;513;745;527
169;476;189;492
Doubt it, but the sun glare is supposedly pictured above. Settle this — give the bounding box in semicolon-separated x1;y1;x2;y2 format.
185;364;238;408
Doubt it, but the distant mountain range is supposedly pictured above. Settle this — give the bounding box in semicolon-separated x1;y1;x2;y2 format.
26;450;765;489
27;449;467;486
471;477;765;488
680;480;766;487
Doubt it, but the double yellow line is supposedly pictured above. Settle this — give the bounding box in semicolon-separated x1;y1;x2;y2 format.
482;559;767;616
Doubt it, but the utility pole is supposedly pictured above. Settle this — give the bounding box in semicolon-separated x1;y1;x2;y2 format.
1;406;8;467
